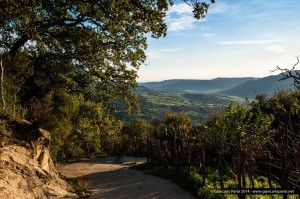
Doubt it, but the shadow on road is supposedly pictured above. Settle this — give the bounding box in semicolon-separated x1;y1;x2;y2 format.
57;157;195;199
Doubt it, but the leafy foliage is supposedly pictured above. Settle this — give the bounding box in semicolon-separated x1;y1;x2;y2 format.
121;118;152;156
0;0;215;161
141;90;300;196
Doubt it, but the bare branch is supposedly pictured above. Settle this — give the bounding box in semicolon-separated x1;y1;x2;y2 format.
272;56;300;90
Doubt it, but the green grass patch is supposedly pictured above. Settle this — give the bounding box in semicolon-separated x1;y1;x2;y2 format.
117;90;245;123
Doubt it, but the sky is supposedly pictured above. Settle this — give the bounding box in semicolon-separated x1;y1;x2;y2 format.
137;0;300;82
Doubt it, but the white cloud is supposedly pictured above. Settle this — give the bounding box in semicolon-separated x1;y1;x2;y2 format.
202;33;216;37
218;39;280;45
166;3;204;32
168;3;192;14
266;45;285;53
168;15;197;32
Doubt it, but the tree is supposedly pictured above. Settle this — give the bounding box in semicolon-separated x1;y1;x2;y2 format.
205;110;227;189
0;0;216;162
1;0;215;160
121;118;152;155
160;112;193;170
206;103;274;198
1;0;215;115
251;91;300;192
2;52;32;117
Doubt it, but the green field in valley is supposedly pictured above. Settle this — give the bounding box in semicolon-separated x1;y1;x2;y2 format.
117;89;244;123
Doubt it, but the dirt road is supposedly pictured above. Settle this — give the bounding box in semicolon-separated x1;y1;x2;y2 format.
57;157;196;199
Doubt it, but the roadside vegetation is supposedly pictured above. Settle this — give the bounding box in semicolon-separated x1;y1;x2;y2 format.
68;177;91;198
129;90;300;198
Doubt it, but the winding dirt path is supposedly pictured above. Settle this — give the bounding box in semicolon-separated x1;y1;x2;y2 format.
57;157;196;199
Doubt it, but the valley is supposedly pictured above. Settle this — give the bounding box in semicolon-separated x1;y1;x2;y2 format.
129;90;243;123
118;73;294;123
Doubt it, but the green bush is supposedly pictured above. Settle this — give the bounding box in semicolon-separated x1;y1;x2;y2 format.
179;169;204;195
70;177;90;197
224;179;238;189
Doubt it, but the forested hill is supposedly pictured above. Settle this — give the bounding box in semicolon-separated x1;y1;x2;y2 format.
139;73;296;98
218;73;296;98
139;77;257;93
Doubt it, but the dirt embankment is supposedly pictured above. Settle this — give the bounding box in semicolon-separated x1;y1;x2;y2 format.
57;156;196;199
0;120;76;199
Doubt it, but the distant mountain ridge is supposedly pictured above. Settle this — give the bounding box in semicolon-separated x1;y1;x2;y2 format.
122;73;297;123
139;73;296;98
139;77;257;94
218;73;295;98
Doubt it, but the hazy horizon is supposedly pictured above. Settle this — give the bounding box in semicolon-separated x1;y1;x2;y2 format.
137;71;282;83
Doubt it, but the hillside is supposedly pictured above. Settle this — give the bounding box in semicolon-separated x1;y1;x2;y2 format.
140;73;297;99
139;77;257;93
218;73;295;98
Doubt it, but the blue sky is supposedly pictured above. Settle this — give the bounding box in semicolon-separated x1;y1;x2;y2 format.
137;0;300;82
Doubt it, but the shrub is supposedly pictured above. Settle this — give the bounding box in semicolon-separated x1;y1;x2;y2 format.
70;177;90;197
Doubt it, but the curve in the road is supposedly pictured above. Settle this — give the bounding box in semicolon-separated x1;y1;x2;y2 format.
57;157;196;199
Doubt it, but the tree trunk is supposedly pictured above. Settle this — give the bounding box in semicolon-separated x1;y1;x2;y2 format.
173;130;179;170
218;154;224;189
237;132;242;190
241;154;246;188
147;137;150;162
267;157;273;188
218;128;225;189
150;139;153;164
187;142;191;173
158;139;161;164
237;131;245;199
13;92;16;119
282;111;290;199
249;170;254;189
86;142;90;157
201;143;206;184
0;59;6;113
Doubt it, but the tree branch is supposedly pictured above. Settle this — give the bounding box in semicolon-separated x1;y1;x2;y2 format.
9;35;29;57
272;56;300;90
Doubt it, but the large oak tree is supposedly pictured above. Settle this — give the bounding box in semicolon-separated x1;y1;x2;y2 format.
1;0;215;159
1;0;214;110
